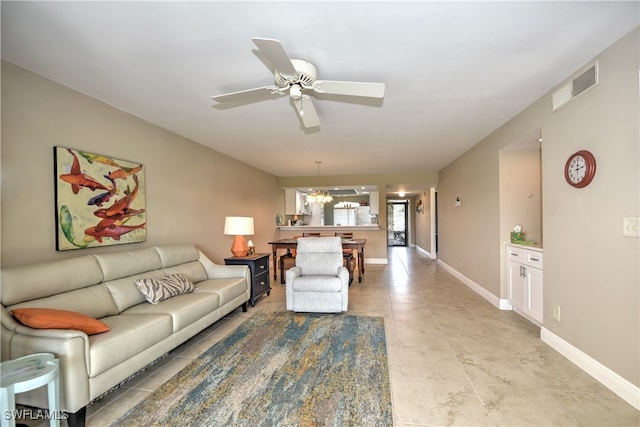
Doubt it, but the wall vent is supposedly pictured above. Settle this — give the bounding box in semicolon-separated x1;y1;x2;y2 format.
552;61;599;111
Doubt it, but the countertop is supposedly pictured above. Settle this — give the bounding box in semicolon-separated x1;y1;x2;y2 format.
506;241;543;252
277;225;380;232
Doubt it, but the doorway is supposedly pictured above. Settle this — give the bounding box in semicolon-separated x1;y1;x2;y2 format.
387;201;408;246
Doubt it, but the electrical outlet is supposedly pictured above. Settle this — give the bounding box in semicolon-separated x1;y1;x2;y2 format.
553;305;561;322
623;217;640;237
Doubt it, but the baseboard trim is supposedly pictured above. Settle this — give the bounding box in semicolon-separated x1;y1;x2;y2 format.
437;259;504;309
365;258;388;265
415;245;437;259
541;327;640;410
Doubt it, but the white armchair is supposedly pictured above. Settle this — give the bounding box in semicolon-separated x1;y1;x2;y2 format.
285;237;350;313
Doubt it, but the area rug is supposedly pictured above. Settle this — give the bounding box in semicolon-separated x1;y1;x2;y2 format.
111;311;392;426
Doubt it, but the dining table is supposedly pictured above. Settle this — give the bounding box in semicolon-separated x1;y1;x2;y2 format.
268;238;367;283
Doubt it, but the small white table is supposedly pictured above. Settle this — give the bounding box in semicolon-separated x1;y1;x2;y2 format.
0;353;60;427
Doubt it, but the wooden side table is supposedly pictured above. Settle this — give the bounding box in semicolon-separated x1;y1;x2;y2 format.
0;353;60;427
224;253;271;307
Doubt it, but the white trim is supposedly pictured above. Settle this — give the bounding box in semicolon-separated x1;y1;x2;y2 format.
430;188;437;258
365;258;388;265
438;260;505;310
415;245;433;258
541;327;640;410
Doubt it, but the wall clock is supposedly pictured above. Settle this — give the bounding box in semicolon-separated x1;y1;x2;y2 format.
564;150;596;188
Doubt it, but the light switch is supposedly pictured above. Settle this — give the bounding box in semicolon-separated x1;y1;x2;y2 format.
623;217;640;237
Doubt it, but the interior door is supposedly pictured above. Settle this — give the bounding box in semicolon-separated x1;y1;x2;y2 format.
387;202;408;246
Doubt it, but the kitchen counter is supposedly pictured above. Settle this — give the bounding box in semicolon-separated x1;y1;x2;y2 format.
278;225;380;232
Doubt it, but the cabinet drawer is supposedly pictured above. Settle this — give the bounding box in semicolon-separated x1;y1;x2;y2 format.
255;257;270;274
525;250;543;269
254;270;270;290
507;246;525;260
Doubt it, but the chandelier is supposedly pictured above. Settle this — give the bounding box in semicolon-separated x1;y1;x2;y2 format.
306;161;333;205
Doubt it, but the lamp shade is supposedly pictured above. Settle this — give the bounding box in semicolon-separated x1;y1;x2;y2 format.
223;217;254;236
224;217;254;257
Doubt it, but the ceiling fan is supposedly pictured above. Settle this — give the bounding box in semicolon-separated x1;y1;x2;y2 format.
211;38;385;129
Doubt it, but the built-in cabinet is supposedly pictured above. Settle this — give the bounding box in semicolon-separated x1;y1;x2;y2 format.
507;244;543;324
285;189;309;216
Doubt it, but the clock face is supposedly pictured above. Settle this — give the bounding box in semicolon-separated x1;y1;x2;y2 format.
567;155;587;183
564;150;596;188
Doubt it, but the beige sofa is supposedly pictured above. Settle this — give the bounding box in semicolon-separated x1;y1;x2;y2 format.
1;244;250;427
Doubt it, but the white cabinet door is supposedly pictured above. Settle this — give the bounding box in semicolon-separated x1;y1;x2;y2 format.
284;189;296;215
526;266;543;323
508;259;526;313
506;244;543;325
369;191;379;215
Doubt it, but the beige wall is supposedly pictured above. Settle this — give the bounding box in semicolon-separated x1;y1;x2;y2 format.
1;61;283;267
414;192;433;255
439;28;639;387
499;148;542;244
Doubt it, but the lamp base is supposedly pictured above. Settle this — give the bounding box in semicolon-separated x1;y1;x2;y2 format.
230;235;249;257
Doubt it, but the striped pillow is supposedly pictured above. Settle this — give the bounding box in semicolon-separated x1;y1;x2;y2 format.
135;273;195;305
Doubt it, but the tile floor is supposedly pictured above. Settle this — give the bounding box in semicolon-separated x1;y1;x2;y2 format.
21;247;640;426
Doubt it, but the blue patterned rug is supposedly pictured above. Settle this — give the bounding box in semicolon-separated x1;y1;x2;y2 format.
111;311;392;426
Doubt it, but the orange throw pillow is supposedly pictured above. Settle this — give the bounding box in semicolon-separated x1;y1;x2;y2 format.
11;308;110;335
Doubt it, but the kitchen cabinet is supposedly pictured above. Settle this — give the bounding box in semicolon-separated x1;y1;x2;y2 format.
369;191;380;215
284;189;310;215
507;244;543;324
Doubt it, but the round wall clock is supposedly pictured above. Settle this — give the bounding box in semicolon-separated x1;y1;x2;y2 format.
564;150;596;188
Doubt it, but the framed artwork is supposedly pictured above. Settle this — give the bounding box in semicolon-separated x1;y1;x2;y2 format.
54;146;146;251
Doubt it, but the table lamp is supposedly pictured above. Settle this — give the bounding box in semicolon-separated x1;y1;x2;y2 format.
224;216;254;257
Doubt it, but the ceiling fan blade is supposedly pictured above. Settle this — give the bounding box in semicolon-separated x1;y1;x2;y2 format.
312;80;385;98
293;95;320;128
252;38;297;77
212;85;282;103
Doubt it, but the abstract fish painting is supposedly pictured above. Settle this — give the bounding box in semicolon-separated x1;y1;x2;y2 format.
54;146;146;250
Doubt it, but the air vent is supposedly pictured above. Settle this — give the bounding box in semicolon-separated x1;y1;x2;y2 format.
552;61;599;111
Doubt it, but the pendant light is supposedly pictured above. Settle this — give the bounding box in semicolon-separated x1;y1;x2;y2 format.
306;161;333;205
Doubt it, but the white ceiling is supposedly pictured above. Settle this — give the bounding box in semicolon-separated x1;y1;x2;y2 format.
2;1;638;182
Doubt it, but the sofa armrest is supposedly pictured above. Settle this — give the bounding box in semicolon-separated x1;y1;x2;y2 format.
2;306;91;369
1;307;92;412
197;251;251;285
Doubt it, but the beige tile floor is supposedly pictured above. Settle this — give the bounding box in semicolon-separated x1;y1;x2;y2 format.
20;247;640;426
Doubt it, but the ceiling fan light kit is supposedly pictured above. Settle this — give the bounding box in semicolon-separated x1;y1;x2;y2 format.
212;38;385;129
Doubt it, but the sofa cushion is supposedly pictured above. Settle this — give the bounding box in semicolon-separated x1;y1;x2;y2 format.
103;270;165;313
11;308;110;335
93;247;162;281
88;313;173;377
154;244;199;268
195;277;247;306
1;256;104;306
7;284;119;319
291;275;343;292
164;261;208;284
135;274;195;305
122;293;219;333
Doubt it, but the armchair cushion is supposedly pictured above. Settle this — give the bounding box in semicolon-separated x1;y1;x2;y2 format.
291;275;343;292
295;237;344;276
